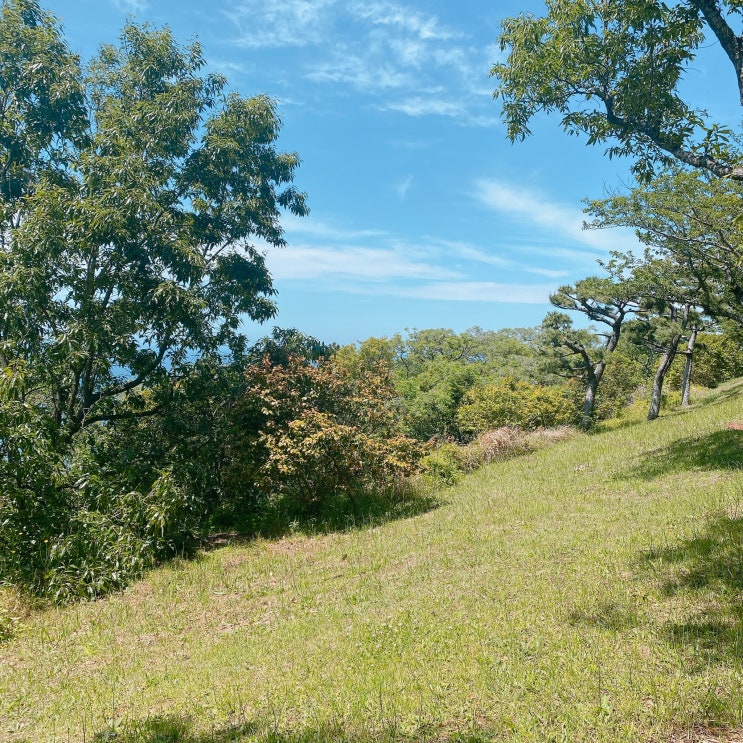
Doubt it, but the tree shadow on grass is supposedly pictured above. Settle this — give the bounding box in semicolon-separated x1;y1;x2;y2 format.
567;600;641;632
691;379;743;409
93;714;493;743
639;511;743;669
615;429;742;482
202;488;442;550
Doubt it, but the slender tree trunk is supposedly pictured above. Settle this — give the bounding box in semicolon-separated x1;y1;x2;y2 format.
582;374;599;430
581;360;605;430
681;327;699;407
647;336;681;420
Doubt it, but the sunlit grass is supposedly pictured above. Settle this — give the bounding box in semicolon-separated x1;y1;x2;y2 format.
2;381;743;742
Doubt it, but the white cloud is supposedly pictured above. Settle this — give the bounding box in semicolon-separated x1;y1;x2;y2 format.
112;0;148;11
224;0;334;48
306;52;414;90
403;281;553;303
384;97;462;118
223;0;495;124
351;2;461;41
281;214;387;241
437;239;569;280
474;179;638;253
268;245;461;282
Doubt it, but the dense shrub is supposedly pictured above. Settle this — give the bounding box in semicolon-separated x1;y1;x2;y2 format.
225;356;422;514
456;377;577;437
0;363;208;602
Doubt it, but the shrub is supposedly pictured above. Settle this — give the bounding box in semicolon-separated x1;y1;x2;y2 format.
226;356;422;514
420;443;470;485
456;377;577;436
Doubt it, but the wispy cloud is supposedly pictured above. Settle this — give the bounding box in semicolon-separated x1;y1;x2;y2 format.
351;1;461;41
395;175;413;200
269;245;461;282
281;214;387;242
224;0;334;48
260;217;559;306
403;281;553;303
474;179;638;253
112;0;148;12
223;0;495;124
439;239;570;280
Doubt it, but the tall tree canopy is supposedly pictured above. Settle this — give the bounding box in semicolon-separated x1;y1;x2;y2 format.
0;0;308;441
492;0;743;181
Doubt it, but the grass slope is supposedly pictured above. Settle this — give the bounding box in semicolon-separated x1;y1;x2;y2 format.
2;382;743;742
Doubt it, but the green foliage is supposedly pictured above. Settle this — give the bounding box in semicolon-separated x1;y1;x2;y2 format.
586;169;743;327
688;331;743;388
0;3;306;601
593;350;645;419
248;327;338;367
456;377;578;437
492;0;743;181
0;2;307;441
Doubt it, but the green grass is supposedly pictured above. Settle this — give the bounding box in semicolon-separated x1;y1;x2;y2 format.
2;382;743;742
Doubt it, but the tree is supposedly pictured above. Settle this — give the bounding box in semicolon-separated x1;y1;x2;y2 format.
492;0;743;181
0;0;87;213
247;327;338;367
0;6;307;444
0;2;307;599
543;266;635;428
586;168;743;326
626;257;707;419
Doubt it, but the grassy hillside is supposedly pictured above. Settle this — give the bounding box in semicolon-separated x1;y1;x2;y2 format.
2;382;743;742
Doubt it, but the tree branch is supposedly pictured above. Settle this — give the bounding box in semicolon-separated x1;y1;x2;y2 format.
690;0;743;105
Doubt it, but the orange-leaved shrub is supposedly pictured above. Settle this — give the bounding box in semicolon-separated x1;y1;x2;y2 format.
225;356;421;512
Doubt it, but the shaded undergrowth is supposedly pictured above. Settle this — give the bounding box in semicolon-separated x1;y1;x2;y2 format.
92;714;495;743
202;487;442;548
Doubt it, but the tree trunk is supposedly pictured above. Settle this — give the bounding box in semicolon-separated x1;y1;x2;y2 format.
647;336;681;420
581;362;604;430
680;327;699;408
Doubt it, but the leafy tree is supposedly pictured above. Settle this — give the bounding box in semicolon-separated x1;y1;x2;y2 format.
386;326;542;440
542;266;636;428
492;0;743;181
0;7;307;443
335;336;397;378
0;2;307;599
626;257;707;418
586;168;743;326
0;0;87;213
248;327;338;367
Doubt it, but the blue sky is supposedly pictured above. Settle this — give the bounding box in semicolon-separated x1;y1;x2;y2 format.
48;0;731;345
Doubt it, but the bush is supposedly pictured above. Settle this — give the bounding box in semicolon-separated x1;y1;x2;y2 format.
225;356;422;515
456;377;577;436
